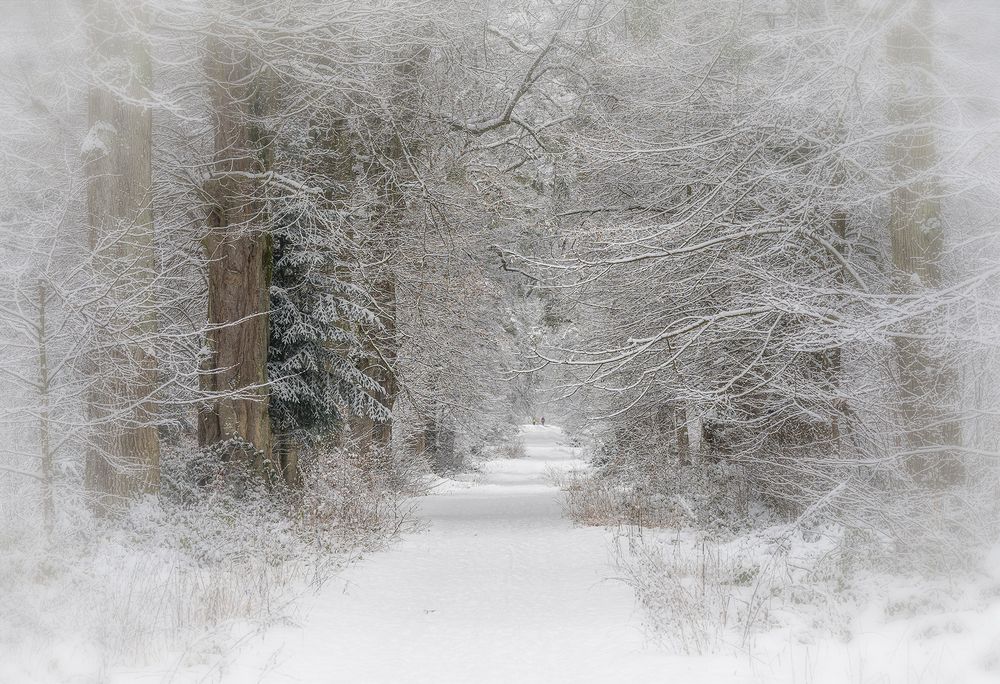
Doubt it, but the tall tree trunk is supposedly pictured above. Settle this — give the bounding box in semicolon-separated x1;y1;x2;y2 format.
370;277;399;453
274;433;302;488
824;208;849;448
886;0;962;485
83;0;160;508
675;405;691;466
198;27;275;477
37;281;55;533
351;51;425;463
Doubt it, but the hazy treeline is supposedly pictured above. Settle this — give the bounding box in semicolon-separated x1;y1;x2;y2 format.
524;0;1000;565
0;0;555;523
0;0;997;568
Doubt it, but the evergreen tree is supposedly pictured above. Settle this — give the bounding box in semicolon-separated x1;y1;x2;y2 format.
268;196;389;475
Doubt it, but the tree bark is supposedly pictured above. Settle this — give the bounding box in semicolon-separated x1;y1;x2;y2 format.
37;281;55;533
675;405;691;466
274;433;302;488
824;208;849;448
197;24;275;477
83;0;160;508
886;0;962;485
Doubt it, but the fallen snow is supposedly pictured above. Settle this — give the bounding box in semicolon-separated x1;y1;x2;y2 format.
106;425;1000;683
124;425;754;683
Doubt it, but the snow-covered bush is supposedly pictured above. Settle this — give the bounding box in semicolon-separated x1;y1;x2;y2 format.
479;431;526;462
561;437;766;533
616;524;867;656
558;472;623;526
618;522;1000;680
618;535;777;654
295;444;418;548
0;442;416;681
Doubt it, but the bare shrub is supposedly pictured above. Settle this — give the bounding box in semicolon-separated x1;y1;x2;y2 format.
296;445;417;550
499;436;527;460
615;526;861;657
560;472;626;526
475;431;527;462
569;423;1000;574
559;454;763;533
617;537;772;654
0;443;415;678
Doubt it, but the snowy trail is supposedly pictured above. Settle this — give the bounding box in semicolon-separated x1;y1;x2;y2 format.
193;425;751;683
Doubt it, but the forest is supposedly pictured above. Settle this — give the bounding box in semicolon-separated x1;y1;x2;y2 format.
1;0;999;682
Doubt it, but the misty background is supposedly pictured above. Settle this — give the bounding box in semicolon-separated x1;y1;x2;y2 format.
1;1;999;682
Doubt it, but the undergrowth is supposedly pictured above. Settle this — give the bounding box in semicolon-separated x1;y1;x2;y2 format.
559;440;1000;662
0;444;418;682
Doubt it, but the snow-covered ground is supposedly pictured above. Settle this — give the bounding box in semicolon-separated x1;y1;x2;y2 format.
107;425;999;683
122;425;752;683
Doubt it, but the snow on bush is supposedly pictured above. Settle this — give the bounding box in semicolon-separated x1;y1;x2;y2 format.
557;436;1000;681
615;525;1000;681
0;445;415;683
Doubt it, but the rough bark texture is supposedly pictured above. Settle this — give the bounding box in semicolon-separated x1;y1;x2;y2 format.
197;27;275;476
83;0;161;507
886;0;962;484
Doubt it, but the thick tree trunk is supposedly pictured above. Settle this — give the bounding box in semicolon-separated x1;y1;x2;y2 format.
655;403;690;465
419;410;457;474
197;27;275;477
886;0;962;485
83;0;160;508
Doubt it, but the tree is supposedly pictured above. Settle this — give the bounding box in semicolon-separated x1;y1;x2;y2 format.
885;0;963;485
197;7;276;476
513;0;887;512
82;0;161;506
268;193;389;484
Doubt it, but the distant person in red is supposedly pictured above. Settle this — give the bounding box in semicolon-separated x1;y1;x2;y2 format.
540;416;545;426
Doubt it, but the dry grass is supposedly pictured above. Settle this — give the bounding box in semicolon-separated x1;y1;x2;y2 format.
559;472;631;526
615;536;775;654
0;444;416;680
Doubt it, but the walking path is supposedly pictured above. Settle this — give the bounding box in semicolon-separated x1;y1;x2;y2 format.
185;425;752;683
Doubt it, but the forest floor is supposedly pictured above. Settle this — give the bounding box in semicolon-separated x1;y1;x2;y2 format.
131;425;756;683
110;425;999;684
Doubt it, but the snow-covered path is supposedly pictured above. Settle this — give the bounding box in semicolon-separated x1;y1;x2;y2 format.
198;425;750;683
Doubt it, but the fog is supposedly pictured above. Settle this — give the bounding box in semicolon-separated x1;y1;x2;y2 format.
1;1;999;682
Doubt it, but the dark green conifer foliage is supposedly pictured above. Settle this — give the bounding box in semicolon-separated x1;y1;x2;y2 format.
268;199;389;445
